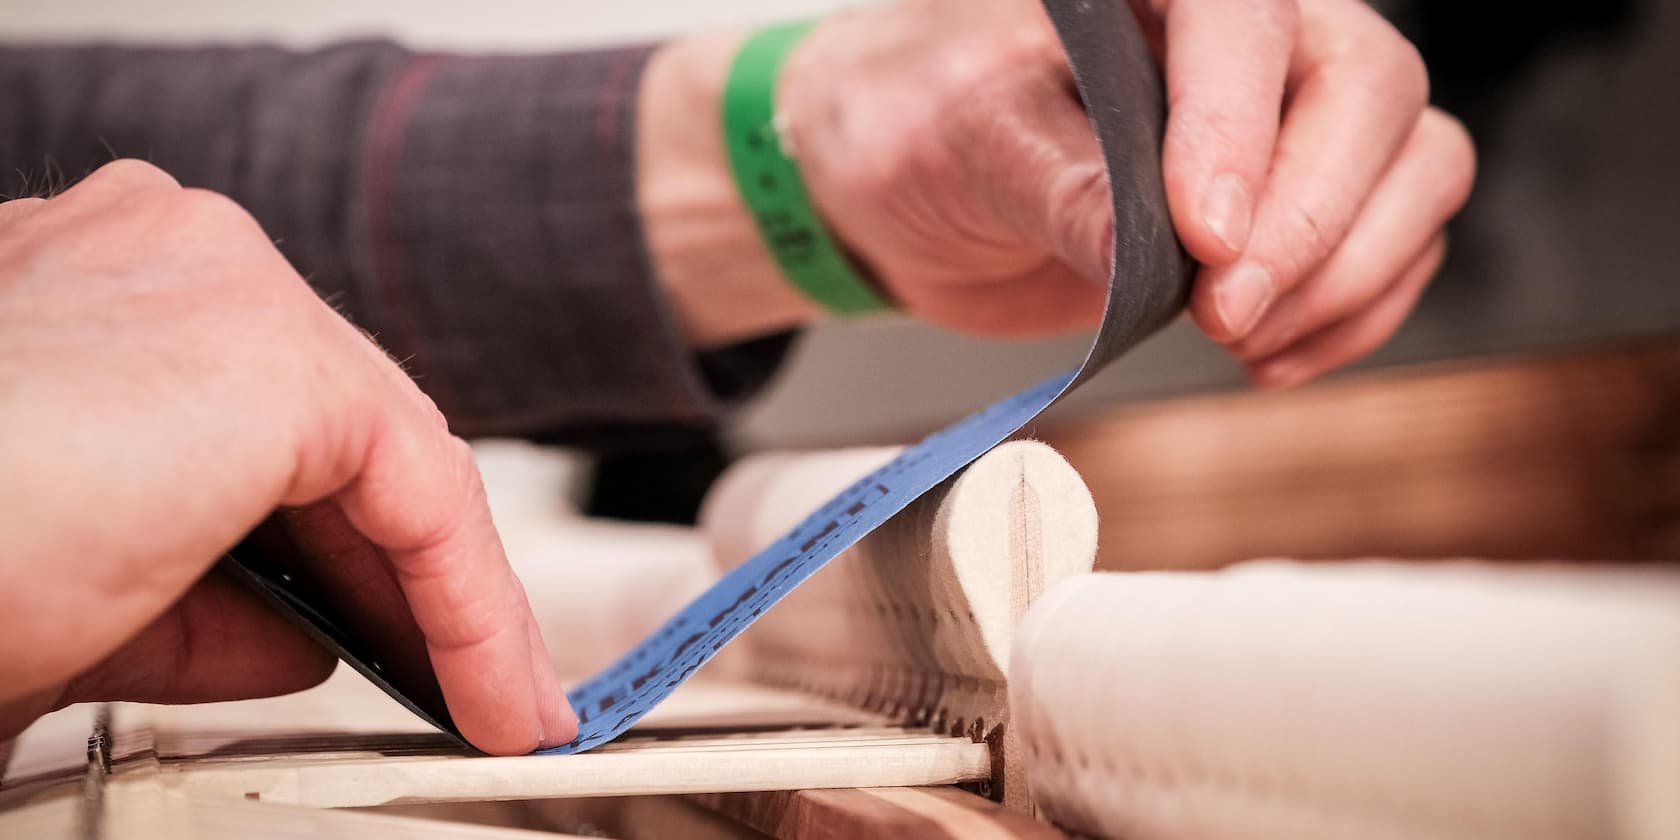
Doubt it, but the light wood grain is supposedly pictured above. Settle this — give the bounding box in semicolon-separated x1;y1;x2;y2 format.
700;441;1098;810
156;730;988;808
0;789;79;840
100;785;589;839
692;786;1065;839
70;673;982;809
1011;563;1680;840
516;795;766;840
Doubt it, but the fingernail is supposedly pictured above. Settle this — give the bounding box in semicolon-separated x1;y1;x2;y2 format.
539;704;579;750
1203;173;1252;254
1215;263;1275;339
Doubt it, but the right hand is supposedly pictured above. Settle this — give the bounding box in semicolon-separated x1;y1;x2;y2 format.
0;160;574;754
781;0;1473;381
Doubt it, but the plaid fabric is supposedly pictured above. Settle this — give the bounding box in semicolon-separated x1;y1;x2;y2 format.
0;41;787;442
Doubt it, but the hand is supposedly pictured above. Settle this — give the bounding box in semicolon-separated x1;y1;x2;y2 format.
643;0;1474;387
0;161;574;754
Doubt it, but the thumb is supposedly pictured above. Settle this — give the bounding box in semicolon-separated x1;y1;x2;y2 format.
989;81;1115;286
277;320;570;755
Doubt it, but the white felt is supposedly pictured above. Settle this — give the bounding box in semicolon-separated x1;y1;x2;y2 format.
1011;562;1680;840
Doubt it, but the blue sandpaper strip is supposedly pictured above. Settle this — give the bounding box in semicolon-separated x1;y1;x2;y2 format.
550;371;1074;751
219;0;1189;755
544;0;1188;754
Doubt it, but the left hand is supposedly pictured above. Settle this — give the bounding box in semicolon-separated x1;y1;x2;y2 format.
776;0;1476;387
0;161;573;754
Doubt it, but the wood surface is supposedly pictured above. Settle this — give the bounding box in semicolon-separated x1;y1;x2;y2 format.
692;786;1066;839
1010;562;1680;840
73;672;983;809
100;787;590;840
150;726;989;808
515;795;766;840
1041;339;1680;570
700;440;1099;810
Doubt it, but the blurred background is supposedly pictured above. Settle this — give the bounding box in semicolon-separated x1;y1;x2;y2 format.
7;0;1679;524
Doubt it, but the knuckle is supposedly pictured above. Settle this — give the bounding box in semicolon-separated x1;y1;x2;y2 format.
1055;183;1117;280
849;142;913;207
1393;41;1431;109
818;91;933;202
874;107;959;197
434;391;465;436
880;119;935;182
172;187;256;228
86;158;181;194
1168;102;1262;168
1325;9;1429;115
439;434;486;512
0;199;50;244
1279;191;1351;268
1420;109;1478;207
1269;0;1303;28
374;431;479;558
0;196;47;212
1245;0;1302;44
1364;28;1430;112
1044;161;1111;253
1165;62;1282;166
931;40;1000;97
1048;162;1111;218
167;189;274;253
1021;24;1063;63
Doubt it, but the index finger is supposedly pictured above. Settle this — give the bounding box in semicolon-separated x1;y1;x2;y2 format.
0;197;48;229
278;318;574;755
337;413;572;755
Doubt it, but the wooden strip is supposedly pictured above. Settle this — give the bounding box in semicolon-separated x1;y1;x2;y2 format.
860;787;1049;839
161;736;990;808
1011;564;1680;840
692;786;1063;839
593;727;936;752
517;796;766;840
697;788;946;838
149;726;944;764
701;441;1100;811
0;789;79;840
100;785;589;840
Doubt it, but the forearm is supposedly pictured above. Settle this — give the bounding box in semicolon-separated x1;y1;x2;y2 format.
0;41;790;440
636;33;821;348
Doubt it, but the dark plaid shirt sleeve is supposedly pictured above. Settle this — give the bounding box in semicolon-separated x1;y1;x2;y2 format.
0;41;792;443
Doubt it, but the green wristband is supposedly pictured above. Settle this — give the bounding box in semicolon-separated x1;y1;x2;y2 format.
723;21;893;316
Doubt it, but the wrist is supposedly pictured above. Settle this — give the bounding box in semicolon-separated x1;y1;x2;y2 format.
636;33;822;349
